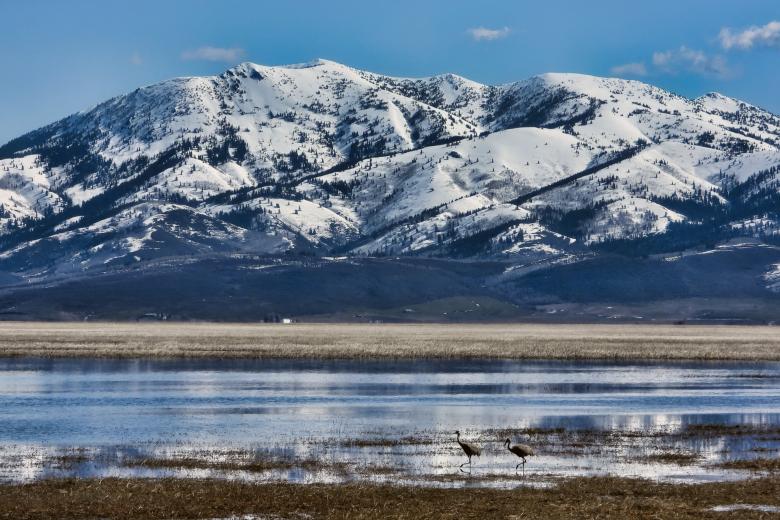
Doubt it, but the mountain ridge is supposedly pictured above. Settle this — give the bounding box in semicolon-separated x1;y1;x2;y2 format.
0;59;778;321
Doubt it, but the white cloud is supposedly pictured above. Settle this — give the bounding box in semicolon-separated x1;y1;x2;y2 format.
719;21;780;50
652;46;730;78
467;26;510;41
181;46;245;62
610;62;648;77
130;52;143;66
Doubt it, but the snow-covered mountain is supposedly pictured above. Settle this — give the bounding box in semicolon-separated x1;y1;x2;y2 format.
0;59;779;320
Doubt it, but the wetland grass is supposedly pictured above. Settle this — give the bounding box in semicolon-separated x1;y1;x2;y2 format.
0;322;778;360
714;458;780;472
2;476;779;519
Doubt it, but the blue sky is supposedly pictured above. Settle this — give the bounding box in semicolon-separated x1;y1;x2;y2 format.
1;0;779;144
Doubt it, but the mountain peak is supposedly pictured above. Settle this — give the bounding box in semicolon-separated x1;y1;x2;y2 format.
1;60;779;294
225;58;352;77
278;58;341;69
696;92;743;113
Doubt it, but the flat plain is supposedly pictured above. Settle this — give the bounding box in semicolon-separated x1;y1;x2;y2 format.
0;321;778;360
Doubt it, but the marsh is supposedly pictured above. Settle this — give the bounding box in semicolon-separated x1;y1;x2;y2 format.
1;355;778;487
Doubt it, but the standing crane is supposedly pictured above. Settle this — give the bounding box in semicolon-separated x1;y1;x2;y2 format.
455;430;481;468
505;438;535;475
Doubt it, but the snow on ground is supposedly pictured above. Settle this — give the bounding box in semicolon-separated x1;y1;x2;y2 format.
0;155;64;229
65;184;105;205
352;200;528;255
1;60;779;273
696;150;780;184
496;221;578;259
586;197;685;243
130;158;256;203
205;196;358;246
765;264;780;293
696;92;743;114
313;127;589;231
526;144;722;243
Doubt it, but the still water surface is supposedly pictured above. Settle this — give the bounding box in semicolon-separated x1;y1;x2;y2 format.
1;358;779;486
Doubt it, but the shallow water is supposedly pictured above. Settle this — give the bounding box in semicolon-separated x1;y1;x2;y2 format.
1;358;779;486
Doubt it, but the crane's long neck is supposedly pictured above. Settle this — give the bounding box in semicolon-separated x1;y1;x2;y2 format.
505;439;510;449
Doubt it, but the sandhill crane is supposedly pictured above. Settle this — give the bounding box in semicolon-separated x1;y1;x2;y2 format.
455;430;481;468
505;438;535;475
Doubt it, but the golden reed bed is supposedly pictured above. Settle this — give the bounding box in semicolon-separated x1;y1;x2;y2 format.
0;322;777;360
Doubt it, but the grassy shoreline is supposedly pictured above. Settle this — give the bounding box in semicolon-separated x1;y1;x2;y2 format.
2;476;779;519
0;322;778;360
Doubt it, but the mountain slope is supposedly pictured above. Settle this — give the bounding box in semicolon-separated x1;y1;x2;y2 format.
0;60;779;320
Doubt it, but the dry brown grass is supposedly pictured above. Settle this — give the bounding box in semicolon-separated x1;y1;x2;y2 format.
682;424;780;436
339;435;435;447
635;452;702;466
122;456;352;474
1;476;779;519
0;322;778;360
714;458;780;472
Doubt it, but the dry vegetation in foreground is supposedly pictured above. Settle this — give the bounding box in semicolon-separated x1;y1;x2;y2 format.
0;322;778;360
635;452;702;466
123;456;349;473
2;476;779;519
714;458;780;472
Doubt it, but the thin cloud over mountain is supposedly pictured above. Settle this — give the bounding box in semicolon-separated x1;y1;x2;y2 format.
181;46;245;62
610;62;648;77
652;46;730;78
719;20;780;50
467;26;510;41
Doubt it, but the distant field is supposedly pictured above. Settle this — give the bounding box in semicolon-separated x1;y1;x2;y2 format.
0;322;778;360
